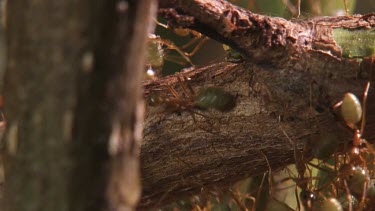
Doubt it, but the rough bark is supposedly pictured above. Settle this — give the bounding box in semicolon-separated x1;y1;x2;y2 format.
139;0;375;208
159;0;375;67
3;1;87;210
106;0;157;210
3;0;156;210
71;0;156;210
141;61;375;208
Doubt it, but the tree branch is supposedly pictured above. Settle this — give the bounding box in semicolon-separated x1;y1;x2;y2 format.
140;61;374;208
159;0;375;67
139;0;375;208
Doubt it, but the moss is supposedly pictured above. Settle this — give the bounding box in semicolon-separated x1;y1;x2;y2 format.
332;28;375;58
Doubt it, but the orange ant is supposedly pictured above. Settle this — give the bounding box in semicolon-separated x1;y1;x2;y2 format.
333;81;374;210
148;33;194;67
148;76;201;121
278;123;319;210
333;82;374;164
154;20;209;59
277;124;347;210
148;76;236;132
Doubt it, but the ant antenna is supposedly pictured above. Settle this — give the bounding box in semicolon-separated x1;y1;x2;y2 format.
359;82;370;136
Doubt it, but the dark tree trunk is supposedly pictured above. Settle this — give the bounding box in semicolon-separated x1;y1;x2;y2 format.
3;0;156;210
3;1;88;210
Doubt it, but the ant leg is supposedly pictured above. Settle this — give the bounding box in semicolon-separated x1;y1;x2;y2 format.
358;178;368;211
260;151;273;196
153;18;168;29
252;173;266;211
295;185;301;211
363;140;375;155
180;36;201;50
183;37;209;57
296;0;301;17
332;100;343;110
163;55;191;66
343;180;353;211
149;37;194;66
229;189;248;211
183;75;196;97
280;125;305;177
188;111;214;133
177;75;196;100
166;83;181;101
307;162;336;176
176;76;193;100
359;82;370;136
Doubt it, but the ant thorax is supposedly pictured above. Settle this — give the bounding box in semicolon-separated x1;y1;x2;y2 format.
148;75;236;111
148;91;194;112
146;76;236;133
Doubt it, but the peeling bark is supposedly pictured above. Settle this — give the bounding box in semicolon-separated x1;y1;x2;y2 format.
159;0;375;67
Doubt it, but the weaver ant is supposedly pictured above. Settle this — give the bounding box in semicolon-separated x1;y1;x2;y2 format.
147;76;236;131
291;81;374;210
145;19;209;78
155;20;209;59
331;81;375;210
277;123;352;210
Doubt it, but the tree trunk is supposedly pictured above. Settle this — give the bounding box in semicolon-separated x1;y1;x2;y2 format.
3;0;156;210
3;1;88;210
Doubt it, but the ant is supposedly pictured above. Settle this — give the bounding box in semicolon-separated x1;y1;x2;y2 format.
147;75;236;131
277;123;351;210
154;20;209;58
147;19;209;74
294;81;374;211
147;33;194;67
332;81;374;210
278;122;320;210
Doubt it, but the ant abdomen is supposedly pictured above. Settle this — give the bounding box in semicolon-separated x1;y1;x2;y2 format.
341;92;362;128
194;87;236;112
320;198;343;211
